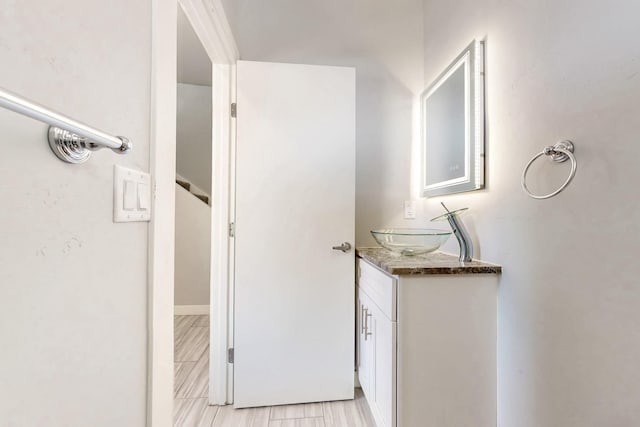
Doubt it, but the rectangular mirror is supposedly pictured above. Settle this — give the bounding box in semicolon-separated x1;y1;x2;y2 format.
421;39;484;197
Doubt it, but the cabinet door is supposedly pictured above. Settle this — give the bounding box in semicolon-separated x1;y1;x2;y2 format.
357;288;372;397
368;301;396;427
358;287;396;427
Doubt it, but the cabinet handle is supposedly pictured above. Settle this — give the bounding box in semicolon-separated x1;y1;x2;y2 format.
364;309;372;341
360;305;367;334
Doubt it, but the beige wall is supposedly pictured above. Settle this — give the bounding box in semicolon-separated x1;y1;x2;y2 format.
0;1;150;425
419;1;640;426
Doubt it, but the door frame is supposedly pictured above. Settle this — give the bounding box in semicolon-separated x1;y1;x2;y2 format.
148;0;238;425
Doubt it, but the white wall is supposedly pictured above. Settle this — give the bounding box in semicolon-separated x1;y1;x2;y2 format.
175;183;211;306
178;5;212;86
220;1;640;425
0;1;150;426
176;82;213;196
419;1;640;426
220;0;424;244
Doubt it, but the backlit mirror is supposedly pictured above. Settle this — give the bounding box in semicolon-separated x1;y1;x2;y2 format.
421;39;484;197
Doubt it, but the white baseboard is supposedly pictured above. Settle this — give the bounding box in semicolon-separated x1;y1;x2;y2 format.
174;305;210;315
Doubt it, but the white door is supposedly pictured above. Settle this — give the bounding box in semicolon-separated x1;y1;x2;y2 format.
234;60;355;408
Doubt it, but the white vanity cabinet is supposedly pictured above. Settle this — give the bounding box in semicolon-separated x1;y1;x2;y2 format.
356;251;500;427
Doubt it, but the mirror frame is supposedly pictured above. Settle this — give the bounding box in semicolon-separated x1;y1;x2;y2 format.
421;39;485;197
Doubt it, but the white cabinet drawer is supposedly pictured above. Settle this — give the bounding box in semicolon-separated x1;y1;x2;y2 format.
357;258;396;321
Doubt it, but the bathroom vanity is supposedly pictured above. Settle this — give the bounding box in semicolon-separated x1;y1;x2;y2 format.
356;248;501;427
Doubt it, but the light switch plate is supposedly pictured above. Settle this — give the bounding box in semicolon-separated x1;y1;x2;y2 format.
404;200;417;219
114;165;152;222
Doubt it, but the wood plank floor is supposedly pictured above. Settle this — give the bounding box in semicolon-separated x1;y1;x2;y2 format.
174;315;376;427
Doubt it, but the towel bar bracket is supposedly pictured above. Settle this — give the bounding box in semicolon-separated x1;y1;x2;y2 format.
0;86;132;164
48;126;131;164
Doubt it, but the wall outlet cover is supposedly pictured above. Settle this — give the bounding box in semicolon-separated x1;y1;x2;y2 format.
404;200;417;219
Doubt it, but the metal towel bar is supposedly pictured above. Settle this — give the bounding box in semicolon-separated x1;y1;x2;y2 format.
0;86;131;164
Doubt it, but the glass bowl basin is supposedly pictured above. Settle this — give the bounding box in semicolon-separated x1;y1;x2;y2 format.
371;228;452;256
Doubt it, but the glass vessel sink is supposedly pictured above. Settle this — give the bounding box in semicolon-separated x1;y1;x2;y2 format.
371;228;452;256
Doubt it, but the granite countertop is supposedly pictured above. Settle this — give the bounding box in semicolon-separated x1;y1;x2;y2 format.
356;247;502;276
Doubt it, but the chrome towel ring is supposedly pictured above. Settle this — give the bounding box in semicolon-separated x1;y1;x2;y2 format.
521;140;577;199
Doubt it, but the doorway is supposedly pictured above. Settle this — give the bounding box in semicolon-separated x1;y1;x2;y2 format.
148;0;238;425
174;2;213;420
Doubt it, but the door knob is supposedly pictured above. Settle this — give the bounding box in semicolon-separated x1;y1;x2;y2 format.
332;242;352;253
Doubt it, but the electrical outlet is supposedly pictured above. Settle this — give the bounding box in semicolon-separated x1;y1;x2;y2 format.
404;200;417;219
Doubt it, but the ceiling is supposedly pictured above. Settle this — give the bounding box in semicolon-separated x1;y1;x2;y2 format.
219;0;424;89
220;0;363;64
177;6;212;86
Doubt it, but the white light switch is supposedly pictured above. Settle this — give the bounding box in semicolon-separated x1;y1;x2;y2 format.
123;180;137;211
404;200;417;219
137;183;150;210
114;165;152;222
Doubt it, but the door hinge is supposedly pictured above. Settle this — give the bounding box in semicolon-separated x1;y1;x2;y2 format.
228;348;234;364
230;103;237;118
229;222;235;238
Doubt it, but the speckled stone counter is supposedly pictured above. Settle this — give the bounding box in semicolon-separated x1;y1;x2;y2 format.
356;247;502;275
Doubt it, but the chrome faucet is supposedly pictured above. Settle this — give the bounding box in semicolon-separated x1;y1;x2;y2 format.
438;203;473;263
